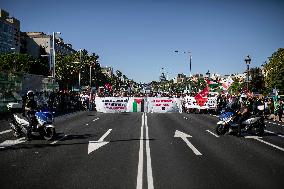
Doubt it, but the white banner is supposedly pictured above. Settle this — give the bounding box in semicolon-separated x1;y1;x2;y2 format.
146;97;182;113
95;97;129;113
95;97;182;113
184;96;217;110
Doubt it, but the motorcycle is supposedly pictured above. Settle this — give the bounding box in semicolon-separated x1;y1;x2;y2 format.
216;108;265;136
7;103;56;140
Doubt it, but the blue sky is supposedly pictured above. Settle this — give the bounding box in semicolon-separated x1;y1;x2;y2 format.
2;0;284;82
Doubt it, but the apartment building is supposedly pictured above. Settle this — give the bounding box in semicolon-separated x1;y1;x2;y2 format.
21;32;76;58
0;9;20;53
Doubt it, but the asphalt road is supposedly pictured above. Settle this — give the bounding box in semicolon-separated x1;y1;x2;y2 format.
0;112;283;189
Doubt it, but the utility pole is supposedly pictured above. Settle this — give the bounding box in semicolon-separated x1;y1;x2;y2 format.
52;32;61;83
174;50;192;77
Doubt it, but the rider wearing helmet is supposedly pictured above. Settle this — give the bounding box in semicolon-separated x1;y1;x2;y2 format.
235;94;251;136
24;90;38;140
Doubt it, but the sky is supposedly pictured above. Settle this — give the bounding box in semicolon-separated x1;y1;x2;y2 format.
1;0;284;83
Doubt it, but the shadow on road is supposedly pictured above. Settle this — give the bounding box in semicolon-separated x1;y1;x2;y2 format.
0;135;155;151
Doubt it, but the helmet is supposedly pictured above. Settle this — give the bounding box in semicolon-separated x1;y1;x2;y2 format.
27;90;34;97
240;93;247;102
240;94;247;98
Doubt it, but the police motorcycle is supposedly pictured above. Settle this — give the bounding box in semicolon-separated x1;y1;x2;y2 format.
7;102;56;141
215;104;265;136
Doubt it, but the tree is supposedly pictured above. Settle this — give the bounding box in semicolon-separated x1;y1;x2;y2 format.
228;78;244;94
264;48;284;93
0;53;46;74
249;67;264;93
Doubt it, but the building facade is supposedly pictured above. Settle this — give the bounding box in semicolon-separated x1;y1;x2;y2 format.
101;66;113;78
21;32;76;58
0;9;20;53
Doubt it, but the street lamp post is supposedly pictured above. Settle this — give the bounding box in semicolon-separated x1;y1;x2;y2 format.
244;55;251;90
89;64;92;87
10;48;17;71
206;70;210;78
52;32;61;82
174;50;192;77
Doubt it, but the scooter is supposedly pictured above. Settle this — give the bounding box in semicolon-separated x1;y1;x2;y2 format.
7;103;56;140
216;108;265;136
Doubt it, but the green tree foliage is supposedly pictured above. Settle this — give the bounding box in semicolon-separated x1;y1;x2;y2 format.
0;53;49;76
228;78;244;94
55;50;113;90
264;48;284;93
249;67;264;93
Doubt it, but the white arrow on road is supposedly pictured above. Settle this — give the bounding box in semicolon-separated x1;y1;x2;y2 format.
174;130;202;156
88;129;112;155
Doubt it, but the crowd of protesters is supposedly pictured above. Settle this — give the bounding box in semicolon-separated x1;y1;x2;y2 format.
31;90;92;114
23;88;283;122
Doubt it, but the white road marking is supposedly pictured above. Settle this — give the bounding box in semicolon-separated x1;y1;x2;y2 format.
174;130;202;156
265;130;274;134
98;129;112;142
86;123;89;126
265;130;284;138
93;118;100;121
0;137;26;148
136;113;144;189
0;129;12;135
145;113;154;189
206;130;219;138
210;114;219;118
245;136;284;152
50;134;68;145
88;129;112;154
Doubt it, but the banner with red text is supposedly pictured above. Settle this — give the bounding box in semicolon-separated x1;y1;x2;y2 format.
146;97;182;113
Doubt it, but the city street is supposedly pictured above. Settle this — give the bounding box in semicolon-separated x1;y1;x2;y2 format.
0;112;283;189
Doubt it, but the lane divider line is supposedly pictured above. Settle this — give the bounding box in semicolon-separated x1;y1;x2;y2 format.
265;130;284;138
136;113;154;189
245;136;284;152
0;129;12;135
93;118;100;122
206;130;219;138
136;113;144;189
145;113;154;189
50;134;68;145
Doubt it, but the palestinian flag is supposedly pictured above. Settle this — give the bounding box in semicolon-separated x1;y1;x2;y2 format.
132;98;144;112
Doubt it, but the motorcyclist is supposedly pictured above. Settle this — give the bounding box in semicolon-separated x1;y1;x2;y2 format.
235;94;251;137
24;90;38;140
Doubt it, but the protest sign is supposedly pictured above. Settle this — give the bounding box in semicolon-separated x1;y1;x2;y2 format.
146;97;182;113
95;97;129;113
